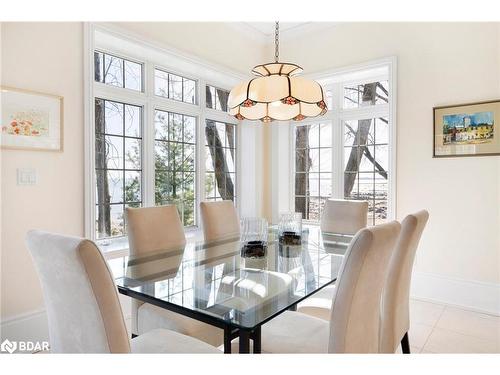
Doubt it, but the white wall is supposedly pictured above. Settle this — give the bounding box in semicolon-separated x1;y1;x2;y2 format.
273;22;500;313
1;23;84;322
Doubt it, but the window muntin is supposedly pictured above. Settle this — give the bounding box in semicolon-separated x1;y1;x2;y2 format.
94;52;143;92
343;117;388;225
95;98;143;239
343;80;388;109
154;110;197;226
206;85;229;112
205;120;236;203
154;68;197;104
294;123;332;221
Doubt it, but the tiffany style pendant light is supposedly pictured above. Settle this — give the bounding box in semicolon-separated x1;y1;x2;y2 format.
228;22;328;123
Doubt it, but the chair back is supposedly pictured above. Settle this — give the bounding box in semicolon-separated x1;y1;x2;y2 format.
380;210;429;353
26;230;130;353
125;205;186;335
126;205;186;255
200;201;240;242
328;221;401;353
320;199;368;235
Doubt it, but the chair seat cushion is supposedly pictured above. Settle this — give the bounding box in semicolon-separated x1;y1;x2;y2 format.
297;285;336;321
138;303;223;347
230;311;329;353
131;329;221;353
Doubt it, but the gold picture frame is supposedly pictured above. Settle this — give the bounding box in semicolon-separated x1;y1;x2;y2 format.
433;99;500;158
1;86;64;151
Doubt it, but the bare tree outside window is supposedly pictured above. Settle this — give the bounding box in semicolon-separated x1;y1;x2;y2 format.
94;51;142;92
95;98;142;239
205;86;236;203
294;123;332;220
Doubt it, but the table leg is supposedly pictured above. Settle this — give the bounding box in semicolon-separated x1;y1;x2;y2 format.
223;326;232;354
239;329;251;354
252;326;261;354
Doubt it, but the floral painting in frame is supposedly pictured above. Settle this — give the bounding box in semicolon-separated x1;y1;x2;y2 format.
433;100;500;157
1;86;63;151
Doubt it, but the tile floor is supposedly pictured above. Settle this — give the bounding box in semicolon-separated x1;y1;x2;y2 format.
396;299;500;353
124;298;500;353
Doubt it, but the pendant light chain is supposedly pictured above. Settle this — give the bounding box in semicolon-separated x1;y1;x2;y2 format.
274;21;279;62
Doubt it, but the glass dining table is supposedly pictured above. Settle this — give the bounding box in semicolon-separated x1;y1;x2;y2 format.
112;226;353;353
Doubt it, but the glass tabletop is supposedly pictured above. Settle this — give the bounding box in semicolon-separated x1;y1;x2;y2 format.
112;226;353;329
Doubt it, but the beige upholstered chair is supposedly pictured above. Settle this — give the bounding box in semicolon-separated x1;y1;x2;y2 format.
126;205;223;347
231;221;401;353
380;210;429;354
297;198;368;320
26;230;220;353
320;199;369;234
199;200;240;242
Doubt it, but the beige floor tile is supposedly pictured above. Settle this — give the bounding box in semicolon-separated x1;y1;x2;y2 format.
423;328;499;353
408;323;434;348
410;299;445;327
435;306;500;343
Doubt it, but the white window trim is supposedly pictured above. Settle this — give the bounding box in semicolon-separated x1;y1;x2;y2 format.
84;23;244;245
289;57;397;223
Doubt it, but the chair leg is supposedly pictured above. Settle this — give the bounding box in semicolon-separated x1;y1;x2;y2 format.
401;332;410;354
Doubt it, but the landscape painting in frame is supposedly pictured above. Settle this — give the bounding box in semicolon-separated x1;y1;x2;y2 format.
1;87;63;151
433;100;500;157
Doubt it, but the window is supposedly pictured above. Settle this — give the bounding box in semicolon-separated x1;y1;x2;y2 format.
206;85;229;112
94;52;143;92
293;70;394;225
294;123;332;221
343;80;388;109
205;121;237;203
154;110;197;226
94;98;142;239
88;40;238;243
154;68;197;104
344;117;388;225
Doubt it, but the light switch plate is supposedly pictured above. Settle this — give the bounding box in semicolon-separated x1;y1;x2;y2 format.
17;168;37;185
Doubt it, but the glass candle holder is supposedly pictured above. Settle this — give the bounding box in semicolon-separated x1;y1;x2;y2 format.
240;217;268;258
278;212;303;245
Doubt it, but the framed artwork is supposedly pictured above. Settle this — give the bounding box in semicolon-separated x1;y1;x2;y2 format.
433;100;500;157
1;86;63;151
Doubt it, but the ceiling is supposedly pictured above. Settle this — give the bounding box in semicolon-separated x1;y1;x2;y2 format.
228;22;338;44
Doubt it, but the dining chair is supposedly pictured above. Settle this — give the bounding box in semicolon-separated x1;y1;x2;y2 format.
320;199;369;234
200;200;240;242
25;230;221;353
231;221;401;353
380;210;429;354
126;205;223;347
297;198;368;320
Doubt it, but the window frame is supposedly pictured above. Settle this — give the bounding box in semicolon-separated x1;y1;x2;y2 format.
84;24;241;245
290;59;397;224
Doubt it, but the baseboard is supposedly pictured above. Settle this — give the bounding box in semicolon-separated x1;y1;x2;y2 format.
410;271;500;316
0;309;49;345
0;295;132;347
